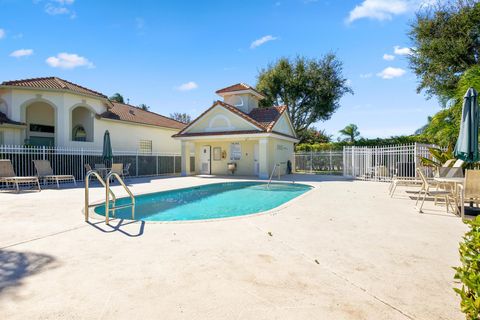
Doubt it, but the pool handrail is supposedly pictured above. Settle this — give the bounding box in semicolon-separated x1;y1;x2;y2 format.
84;170;116;222
105;172;135;224
267;163;281;188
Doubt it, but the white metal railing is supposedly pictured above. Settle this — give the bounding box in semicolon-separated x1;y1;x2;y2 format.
342;143;437;182
294;150;344;175
0;144;195;182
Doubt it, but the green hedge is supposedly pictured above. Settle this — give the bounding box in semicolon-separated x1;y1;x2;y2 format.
454;216;480;320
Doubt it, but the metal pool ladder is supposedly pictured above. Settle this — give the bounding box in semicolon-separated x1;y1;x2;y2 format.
84;171;135;224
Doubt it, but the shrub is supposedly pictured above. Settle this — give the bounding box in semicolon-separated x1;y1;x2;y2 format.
454;215;480;320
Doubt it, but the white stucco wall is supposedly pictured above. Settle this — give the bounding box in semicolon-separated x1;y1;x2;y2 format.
0;88;182;153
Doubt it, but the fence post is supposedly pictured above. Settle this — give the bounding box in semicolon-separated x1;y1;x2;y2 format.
310;150;313;174
156;154;159;175
414;142;418;177
42;146;46;160
173;155;176;174
329;150;332;172
136;150;139;177
351;146;355;177
81;148;84;180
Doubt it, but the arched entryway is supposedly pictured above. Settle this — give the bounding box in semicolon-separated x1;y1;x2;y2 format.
71;106;94;142
25;101;55;146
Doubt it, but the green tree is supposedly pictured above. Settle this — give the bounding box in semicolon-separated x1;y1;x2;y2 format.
256;54;352;136
421;65;480;146
408;0;480;99
170;112;192;124
339;124;360;143
300;127;331;144
138;103;150;111
109;93;125;103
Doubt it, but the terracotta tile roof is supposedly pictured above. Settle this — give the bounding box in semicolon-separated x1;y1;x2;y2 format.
173;100;296;139
215;83;265;98
0;111;25;126
100;102;185;130
1;77;108;99
248;106;287;132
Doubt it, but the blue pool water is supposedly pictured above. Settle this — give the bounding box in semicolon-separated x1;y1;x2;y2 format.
94;181;312;221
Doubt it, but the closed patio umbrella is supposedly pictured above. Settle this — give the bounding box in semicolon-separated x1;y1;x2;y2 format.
454;88;479;163
102;130;113;166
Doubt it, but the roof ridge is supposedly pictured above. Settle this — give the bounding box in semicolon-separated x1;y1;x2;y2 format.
53;77;68;89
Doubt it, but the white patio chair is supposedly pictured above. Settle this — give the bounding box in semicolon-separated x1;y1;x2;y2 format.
415;168;452;213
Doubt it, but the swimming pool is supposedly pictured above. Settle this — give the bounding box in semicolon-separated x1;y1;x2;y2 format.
94;181;312;221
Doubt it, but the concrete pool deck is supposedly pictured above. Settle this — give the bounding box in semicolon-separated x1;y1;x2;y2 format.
0;175;467;319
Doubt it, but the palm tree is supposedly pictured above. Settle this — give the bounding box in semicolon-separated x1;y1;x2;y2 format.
339;124;360;143
109;93;125;103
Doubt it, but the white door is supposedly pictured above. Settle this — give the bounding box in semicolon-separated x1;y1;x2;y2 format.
253;143;259;176
201;146;211;174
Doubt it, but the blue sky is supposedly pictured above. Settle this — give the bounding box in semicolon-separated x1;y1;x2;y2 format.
0;0;440;139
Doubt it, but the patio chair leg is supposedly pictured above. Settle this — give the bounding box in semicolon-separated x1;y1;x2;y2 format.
73;177;76;186
418;192;427;213
415;190;423;206
390;183;398;197
56;178;60;189
36;180;41;191
15;181;19;193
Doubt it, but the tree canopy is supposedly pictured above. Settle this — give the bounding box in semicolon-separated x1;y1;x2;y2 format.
408;0;480;99
300;127;332;144
138;103;150;111
109;93;125;103
256;54;352;136
170;112;192;124
420;65;480;146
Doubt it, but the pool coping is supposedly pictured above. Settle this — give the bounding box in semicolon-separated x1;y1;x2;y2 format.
84;179;316;224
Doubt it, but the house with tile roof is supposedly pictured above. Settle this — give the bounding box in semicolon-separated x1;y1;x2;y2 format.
173;83;298;178
0;77;185;154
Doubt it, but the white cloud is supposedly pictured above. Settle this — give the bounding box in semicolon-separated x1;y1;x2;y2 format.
383;54;395;61
377;67;406;79
360;73;373;78
53;0;75;4
175;81;198;91
347;0;409;23
346;0;436;23
250;35;278;49
0;29;5;39
394;45;413;55
10;49;34;58
46;53;94;69
43;0;76;18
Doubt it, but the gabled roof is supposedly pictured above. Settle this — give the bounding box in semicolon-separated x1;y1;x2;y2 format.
173;100;296;139
215;83;265;99
100;102;186;130
1;77;108;99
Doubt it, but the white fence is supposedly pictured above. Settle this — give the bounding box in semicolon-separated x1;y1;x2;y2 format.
0;145;195;181
342;143;436;181
294;151;344;175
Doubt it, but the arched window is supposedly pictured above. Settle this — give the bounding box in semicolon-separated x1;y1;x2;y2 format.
72;125;87;141
71;106;94;142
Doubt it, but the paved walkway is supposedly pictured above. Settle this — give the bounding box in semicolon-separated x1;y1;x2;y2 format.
0;175;466;319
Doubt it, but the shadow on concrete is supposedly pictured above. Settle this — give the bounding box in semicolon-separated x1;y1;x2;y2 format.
0;250;57;295
87;219;145;237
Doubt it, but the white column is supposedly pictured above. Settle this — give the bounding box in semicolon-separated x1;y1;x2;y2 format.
181;141;191;176
259;138;270;179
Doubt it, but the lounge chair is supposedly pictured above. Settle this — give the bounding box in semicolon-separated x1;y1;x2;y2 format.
415;168;452;213
0;159;41;192
122;163;131;180
33;160;76;189
108;163;124;181
458;170;480;219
